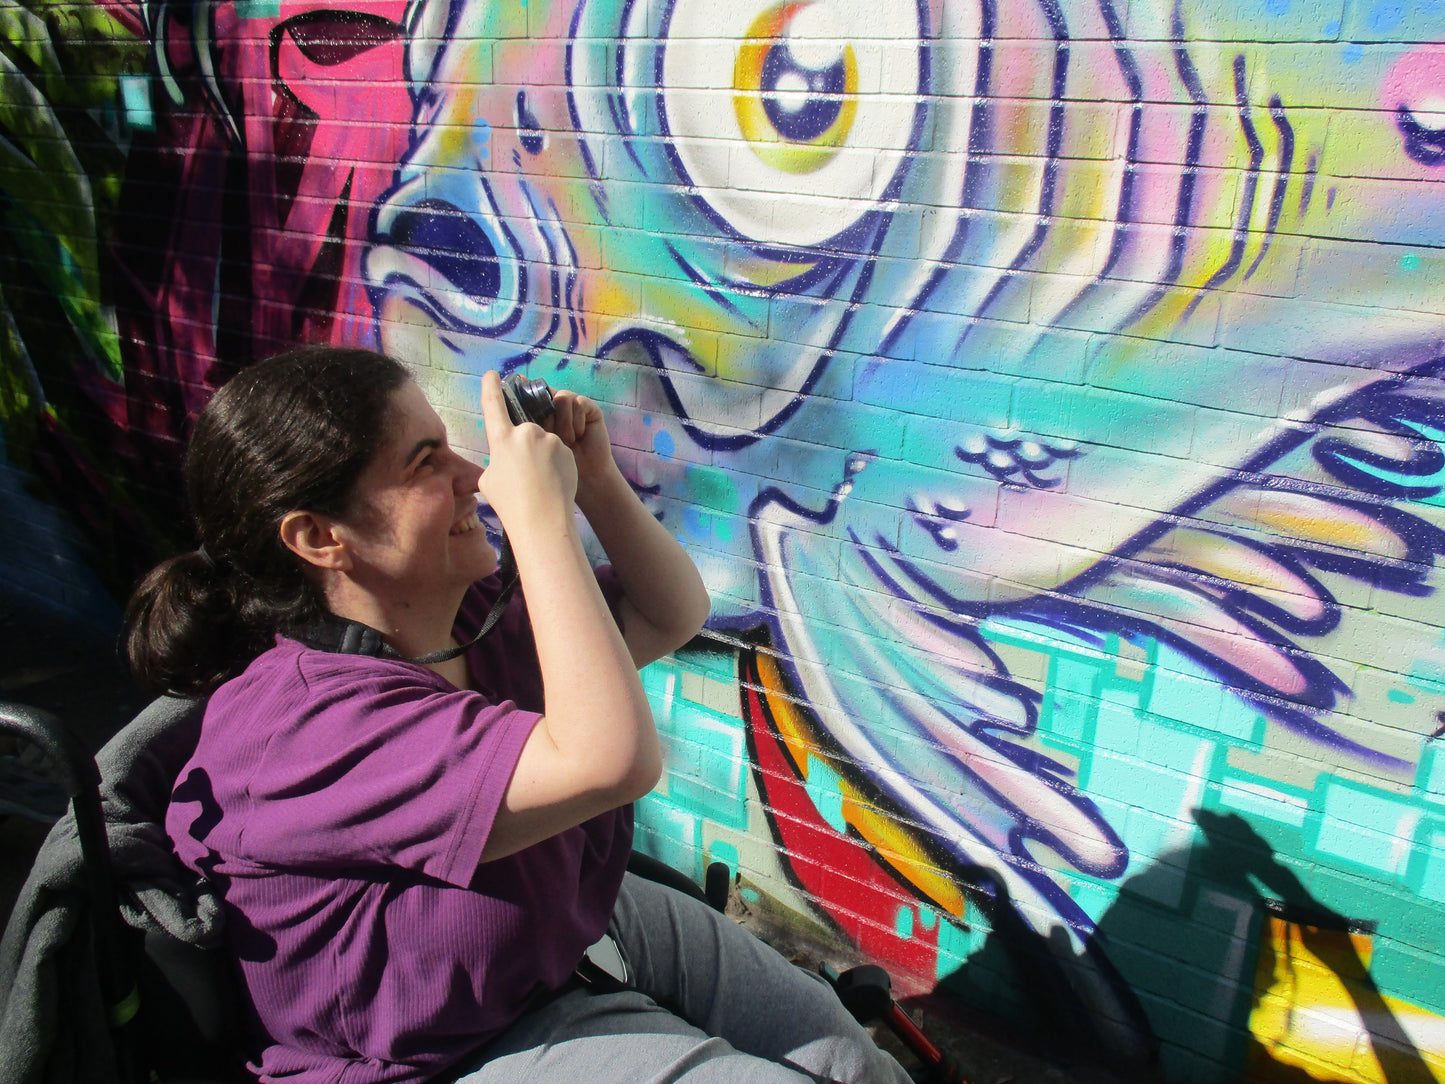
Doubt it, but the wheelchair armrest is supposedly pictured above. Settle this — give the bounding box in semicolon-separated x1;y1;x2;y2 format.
626;851;730;913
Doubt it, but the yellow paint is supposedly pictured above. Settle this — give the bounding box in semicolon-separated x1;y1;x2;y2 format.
732;3;859;175
1248;913;1445;1083
727;252;821;288
843;788;968;916
753;650;967;916
754;649;823;779
1253;504;1401;557
1147;529;1295;598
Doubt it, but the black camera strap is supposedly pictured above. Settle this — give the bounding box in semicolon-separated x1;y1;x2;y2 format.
302;536;518;666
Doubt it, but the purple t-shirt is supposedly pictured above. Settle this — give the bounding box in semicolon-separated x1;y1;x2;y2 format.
166;570;634;1083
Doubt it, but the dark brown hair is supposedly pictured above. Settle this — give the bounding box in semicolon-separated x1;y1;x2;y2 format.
125;346;410;695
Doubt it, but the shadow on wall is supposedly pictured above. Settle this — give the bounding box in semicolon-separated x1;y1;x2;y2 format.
937;810;1432;1084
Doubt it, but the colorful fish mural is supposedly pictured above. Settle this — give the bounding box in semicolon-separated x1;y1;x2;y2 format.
358;0;1445;1065
4;0;1445;1078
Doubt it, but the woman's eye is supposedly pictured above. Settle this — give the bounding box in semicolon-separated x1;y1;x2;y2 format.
659;0;925;248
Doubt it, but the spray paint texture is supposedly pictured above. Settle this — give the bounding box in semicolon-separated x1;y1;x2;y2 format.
3;0;1445;1078
359;0;1445;1075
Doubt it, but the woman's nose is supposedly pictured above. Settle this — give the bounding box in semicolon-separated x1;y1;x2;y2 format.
454;454;483;493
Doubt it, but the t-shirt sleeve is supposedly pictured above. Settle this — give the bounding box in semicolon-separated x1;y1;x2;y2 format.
230;663;537;887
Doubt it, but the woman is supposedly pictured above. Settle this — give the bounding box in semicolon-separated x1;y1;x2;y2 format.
126;347;910;1083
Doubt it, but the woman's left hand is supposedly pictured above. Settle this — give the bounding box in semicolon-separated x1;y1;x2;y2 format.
544;390;619;497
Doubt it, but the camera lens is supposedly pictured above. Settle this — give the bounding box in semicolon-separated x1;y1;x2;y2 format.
501;374;556;426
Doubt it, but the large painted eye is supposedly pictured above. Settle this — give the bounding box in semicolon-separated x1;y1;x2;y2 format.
732;5;859;175
660;0;924;248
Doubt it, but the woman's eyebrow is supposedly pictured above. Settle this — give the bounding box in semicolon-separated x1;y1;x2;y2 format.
405;437;443;467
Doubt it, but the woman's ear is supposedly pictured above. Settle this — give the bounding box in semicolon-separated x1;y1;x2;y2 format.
279;511;352;571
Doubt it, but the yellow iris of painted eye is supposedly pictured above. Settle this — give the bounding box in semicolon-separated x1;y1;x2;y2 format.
733;2;859;175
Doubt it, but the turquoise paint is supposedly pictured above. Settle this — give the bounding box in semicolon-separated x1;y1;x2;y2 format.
1419;743;1445;801
1069;876;1119;927
646;697;749;830
636;651;754;880
1409;824;1445;903
119;76;155;132
634;793;705;880
1214;772;1311;831
234;0;281;17
1389;688;1417;704
933;914;985;982
895;906;914;939
708;839;739;878
667;713;748;829
1407;660;1445;694
1310;862;1445;1016
981;608;1444;1019
803;756;849;835
1313;777;1420;877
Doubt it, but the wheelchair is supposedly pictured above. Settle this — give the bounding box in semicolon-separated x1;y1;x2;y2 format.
0;696;963;1083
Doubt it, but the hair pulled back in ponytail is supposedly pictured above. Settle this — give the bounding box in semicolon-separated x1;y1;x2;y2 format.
125;346;410;695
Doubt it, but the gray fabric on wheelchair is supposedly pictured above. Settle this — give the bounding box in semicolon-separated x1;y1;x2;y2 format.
0;695;223;1084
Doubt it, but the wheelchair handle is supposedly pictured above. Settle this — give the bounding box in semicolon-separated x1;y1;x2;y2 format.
0;701;138;1033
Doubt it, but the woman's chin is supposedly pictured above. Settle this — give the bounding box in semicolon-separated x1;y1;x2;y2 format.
464;538;500;582
441;533;498;585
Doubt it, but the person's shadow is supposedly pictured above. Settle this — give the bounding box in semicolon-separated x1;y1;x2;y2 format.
1162;809;1427;1083
937;809;1432;1082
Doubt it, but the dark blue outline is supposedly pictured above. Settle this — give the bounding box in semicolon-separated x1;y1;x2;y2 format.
966;0;1068;334
1180;54;1264;321
880;0;992;360
1244;95;1295;282
745;477;1128;939
1113;2;1208;332
1399;104;1445;166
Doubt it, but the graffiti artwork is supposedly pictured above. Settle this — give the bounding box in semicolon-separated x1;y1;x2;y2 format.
3;0;1444;1078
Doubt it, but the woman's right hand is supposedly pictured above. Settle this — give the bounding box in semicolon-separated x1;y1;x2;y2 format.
477;370;577;531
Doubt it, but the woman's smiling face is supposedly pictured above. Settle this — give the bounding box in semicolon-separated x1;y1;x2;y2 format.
338;380;497;600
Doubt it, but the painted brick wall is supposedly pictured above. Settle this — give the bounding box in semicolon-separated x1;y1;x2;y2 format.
3;0;1444;1079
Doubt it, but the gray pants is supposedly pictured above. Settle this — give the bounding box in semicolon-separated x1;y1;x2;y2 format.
452;873;913;1083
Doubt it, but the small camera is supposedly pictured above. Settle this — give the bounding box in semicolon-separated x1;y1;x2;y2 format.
501;373;556;427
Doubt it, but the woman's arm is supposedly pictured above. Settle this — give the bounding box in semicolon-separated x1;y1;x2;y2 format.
476;373;661;861
547;390;711;668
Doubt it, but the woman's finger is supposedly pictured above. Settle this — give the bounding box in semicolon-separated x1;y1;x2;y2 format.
549;390;583;445
478;371;514;446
